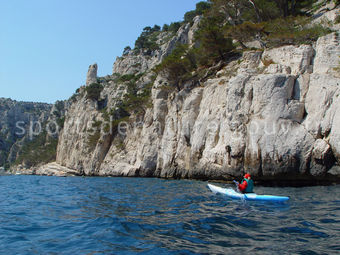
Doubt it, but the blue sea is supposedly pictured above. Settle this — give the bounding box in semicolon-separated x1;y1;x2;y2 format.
0;176;339;254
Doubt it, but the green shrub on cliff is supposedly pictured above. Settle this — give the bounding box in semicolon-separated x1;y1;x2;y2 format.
200;0;330;50
208;0;315;22
168;22;182;33
114;73;144;85
154;44;197;91
85;83;103;101
135;25;162;54
154;24;235;90
226;15;331;49
264;16;331;46
87;130;101;150
14;132;58;167
56;116;65;129
194;16;235;65
116;74;135;83
184;1;211;23
335;15;340;24
0;150;9;169
122;82;153;114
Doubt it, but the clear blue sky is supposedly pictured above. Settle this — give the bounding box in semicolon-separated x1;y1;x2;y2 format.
0;0;203;103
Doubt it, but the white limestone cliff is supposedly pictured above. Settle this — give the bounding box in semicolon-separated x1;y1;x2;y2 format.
86;63;98;86
53;24;340;183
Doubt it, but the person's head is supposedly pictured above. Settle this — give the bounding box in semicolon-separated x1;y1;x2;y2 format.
244;173;251;180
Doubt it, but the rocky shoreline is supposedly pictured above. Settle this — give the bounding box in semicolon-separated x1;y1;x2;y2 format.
9;161;340;187
11;162;80;177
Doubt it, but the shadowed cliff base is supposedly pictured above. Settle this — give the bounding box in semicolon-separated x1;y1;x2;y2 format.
153;168;340;187
11;160;340;186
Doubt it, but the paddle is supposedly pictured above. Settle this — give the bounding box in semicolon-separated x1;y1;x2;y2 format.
233;180;240;192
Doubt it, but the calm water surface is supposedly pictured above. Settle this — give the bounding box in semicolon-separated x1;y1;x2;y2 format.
0;176;339;254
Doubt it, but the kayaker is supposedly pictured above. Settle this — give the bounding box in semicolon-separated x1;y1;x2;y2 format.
237;173;254;193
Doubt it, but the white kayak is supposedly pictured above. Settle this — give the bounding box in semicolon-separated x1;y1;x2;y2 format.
207;183;289;202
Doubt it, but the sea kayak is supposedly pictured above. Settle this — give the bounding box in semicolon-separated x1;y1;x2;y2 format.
207;183;289;202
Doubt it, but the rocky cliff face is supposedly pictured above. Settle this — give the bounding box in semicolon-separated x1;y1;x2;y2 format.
53;10;340;184
113;16;201;76
0;98;50;166
0;98;67;168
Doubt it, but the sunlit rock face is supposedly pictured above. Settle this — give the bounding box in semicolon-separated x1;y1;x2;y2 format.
86;63;98;86
55;26;340;183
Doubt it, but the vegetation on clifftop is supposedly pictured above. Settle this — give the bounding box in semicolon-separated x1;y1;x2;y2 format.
135;25;162;54
80;0;335;152
154;0;333;90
